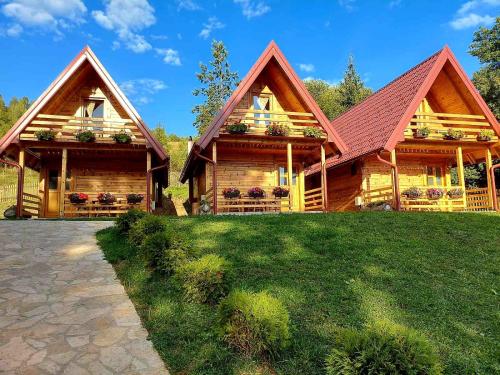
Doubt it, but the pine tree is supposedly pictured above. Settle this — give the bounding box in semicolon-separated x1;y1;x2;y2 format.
338;55;372;111
192;40;239;135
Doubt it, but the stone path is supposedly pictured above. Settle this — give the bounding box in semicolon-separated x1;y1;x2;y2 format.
0;221;168;375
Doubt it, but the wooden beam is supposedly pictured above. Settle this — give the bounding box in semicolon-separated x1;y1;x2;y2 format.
485;147;493;209
146;151;152;212
456;146;467;209
287;143;293;212
321;143;327;211
18;148;25;217
298;164;305;212
390;149;398;209
212;141;218;214
59;148;67;217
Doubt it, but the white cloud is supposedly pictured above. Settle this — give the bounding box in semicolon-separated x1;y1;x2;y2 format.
1;0;86;37
450;13;495;29
199;17;224;39
120;78;167;105
388;0;402;8
156;48;181;66
92;0;156;53
450;0;498;29
338;0;356;11
298;63;315;73
234;0;270;19
176;0;201;11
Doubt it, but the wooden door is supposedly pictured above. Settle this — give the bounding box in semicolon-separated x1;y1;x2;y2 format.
45;169;60;217
278;165;300;211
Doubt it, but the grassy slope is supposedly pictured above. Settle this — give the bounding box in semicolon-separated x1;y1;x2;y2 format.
97;212;500;375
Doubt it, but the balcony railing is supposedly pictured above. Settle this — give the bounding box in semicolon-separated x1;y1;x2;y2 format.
304;187;323;211
405;112;498;142
222;109;326;138
20;114;146;144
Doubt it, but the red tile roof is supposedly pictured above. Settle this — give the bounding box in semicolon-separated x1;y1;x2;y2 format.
306;46;499;175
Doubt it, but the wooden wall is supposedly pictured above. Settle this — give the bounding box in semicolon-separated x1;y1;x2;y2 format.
326;163;362;211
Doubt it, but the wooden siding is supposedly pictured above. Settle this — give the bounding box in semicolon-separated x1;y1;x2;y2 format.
326;163;362;212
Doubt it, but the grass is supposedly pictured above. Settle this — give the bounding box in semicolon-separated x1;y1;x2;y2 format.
97;212;500;375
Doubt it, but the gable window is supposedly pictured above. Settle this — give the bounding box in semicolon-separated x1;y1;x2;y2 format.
83;99;104;119
252;95;271;125
278;166;297;186
426;166;443;186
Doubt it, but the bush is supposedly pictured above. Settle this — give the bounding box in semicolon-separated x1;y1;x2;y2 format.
303;126;323;138
218;290;290;357
116;209;148;233
176;254;230;304
128;214;167;247
141;231;190;275
325;326;442;375
266;123;290;136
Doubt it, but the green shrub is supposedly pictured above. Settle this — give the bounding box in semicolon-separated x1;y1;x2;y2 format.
116;209;148;233
218;290;290;356
303;126;324;138
141;231;190;275
325;326;442;375
128;215;167;247
176;254;230;304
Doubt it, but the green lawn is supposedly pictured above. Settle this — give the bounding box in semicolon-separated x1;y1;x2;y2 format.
97;212;500;375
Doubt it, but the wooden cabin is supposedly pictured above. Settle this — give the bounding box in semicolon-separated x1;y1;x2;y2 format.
306;46;500;212
0;46;169;218
180;41;347;214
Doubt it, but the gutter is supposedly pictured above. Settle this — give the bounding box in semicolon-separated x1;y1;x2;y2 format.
490;163;500;212
376;151;401;211
146;162;169;213
0;157;23;218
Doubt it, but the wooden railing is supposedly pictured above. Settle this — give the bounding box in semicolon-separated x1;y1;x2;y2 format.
304;187;323;211
405;112;498;142
362;186;393;205
22;192;41;218
218;196;283;213
20;114;146;144
223;109;326;138
0;181;38;203
465;188;491;211
63;191;146;217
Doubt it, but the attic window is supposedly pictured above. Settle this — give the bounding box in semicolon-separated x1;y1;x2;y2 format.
253;95;271;125
83;99;104;119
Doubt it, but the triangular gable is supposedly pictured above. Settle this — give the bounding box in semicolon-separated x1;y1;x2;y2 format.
308;46;499;174
197;41;347;153
385;45;500;150
0;46;168;160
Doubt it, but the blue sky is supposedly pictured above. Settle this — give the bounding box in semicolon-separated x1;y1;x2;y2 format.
0;0;498;136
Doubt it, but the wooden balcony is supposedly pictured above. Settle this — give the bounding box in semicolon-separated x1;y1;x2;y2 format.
63;191;146;217
405;112;498;142
20;114;146;145
222;109;326;139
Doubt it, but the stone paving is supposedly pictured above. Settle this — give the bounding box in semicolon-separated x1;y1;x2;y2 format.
0;221;168;375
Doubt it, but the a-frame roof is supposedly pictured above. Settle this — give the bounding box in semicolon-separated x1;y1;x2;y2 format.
0;46;168;160
307;46;499;173
196;40;347;152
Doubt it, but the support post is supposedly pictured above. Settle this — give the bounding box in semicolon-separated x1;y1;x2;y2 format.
320;143;328;211
485;147;493;209
59;148;67;218
456;146;466;210
18;149;25;217
146;151;152;212
212;141;217;215
287;143;293;212
298;164;305;212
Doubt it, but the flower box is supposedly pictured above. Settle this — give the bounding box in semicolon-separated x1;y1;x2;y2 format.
477;130;493;142
112;131;132;144
303;127;323;139
266;123;290;137
97;192;116;204
127;193;144;204
69;193;89;204
226;123;248;135
426;188;444;200
248;187;264;198
413;127;430;139
447;188;463;199
76;130;96;143
35;129;56;141
401;187;423;200
222;187;240;199
272;186;289;198
443;129;464;141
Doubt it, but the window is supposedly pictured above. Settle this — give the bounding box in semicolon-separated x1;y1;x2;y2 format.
48;170;58;190
279;166;297;186
426;166;443;186
83;99;104;118
253;95;271;125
